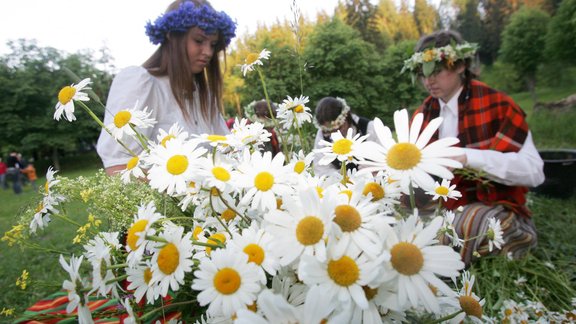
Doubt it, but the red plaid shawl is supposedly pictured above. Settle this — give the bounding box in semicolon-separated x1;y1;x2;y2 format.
415;80;531;217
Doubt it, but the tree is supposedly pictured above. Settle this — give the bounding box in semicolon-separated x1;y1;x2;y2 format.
499;7;550;102
480;0;513;64
344;0;389;51
303;18;388;119
395;0;420;41
0;39;112;169
413;0;440;36
545;0;576;63
455;0;484;46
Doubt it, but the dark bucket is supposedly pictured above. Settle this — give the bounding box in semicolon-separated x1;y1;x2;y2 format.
532;149;576;198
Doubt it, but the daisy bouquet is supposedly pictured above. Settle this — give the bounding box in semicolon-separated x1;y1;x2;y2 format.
5;53;520;324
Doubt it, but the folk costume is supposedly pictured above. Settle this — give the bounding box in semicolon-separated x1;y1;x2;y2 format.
416;79;545;264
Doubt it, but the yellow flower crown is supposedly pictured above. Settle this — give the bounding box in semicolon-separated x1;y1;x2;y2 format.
401;42;479;77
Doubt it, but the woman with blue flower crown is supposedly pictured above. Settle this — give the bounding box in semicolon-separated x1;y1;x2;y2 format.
96;0;236;175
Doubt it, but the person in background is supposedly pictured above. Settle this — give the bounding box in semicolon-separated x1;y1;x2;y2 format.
22;159;38;191
405;30;545;265
245;99;281;156
0;157;7;190
312;96;376;177
6;151;22;194
96;0;236;175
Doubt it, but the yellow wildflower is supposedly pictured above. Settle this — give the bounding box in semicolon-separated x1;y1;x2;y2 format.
423;49;436;62
1;308;15;316
1;224;25;247
80;189;93;202
15;269;29;290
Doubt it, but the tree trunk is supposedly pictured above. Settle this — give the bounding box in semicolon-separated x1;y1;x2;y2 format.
527;76;538;104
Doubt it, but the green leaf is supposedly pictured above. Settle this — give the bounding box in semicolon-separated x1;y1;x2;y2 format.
422;61;435;77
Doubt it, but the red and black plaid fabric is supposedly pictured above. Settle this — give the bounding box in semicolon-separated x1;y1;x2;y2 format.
415;80;531;217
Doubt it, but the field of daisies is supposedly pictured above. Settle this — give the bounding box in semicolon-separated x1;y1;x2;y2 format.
2;49;576;324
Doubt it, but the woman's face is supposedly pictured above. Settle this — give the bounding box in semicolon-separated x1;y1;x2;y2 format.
186;27;219;74
420;65;465;102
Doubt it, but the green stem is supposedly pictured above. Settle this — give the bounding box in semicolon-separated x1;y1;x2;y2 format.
139;300;198;322
105;274;128;285
340;160;347;184
426;310;463;324
409;182;416;211
209;189;233;236
129;124;149;152
257;68;289;157
216;191;250;224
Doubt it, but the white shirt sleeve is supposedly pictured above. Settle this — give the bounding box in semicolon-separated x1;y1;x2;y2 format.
464;131;545;187
96;66;156;168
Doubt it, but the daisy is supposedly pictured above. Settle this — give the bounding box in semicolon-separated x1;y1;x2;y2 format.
288;150;315;178
329;191;389;259
29;199;60;233
276;95;312;129
54;78;91;122
427;179;462;201
125;202;165;267
486;217;504;252
59;254;93;323
234;289;299;324
146;137;207;195
379;212;464;314
106;101;156;141
237;150;291;211
149;224;194;297
83;232;121;297
359;109;463;191
298;245;380;310
229;223;280;278
441;271;486;324
153;123;190;148
440;210;463;248
119;298;137;324
126;261;160;304
120;154;147;184
192;247;263;317
194;133;231;149
314;127;370;168
353;171;403;208
240;48;271;76
196;152;238;194
227;118;271;152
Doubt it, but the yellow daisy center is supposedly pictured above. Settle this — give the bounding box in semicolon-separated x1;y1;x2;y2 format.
294;161;306;174
35;202;44;213
362;182;385;201
423;49;436;62
363;285;378;301
126;156;139;170
332;138;353;155
44;181;50;194
243;243;265;265
143;267;153;284
316;186;324;198
212;166;231;182
459;295;483;318
333;205;361;232
246;53;259;65
161;134;175;147
113;110;132;128
192;226;203;240
166;155;188;175
435;186;449;196
390;242;424;275
296;216;324;246
157;243;180;275
58;86;76;105
206;233;226;255
214;267;241;295
207;134;227;142
294;105;304;113
221;208;236;222
127;220;148;251
254;171;274;191
386;143;422;170
327;256;359;287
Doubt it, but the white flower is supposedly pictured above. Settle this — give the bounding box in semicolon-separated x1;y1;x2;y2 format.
440;210;463;248
240;48;271;76
120;155;147;184
427;179;462;201
237;150;291;211
276;95;312;129
229;223;280;278
486;217;504;252
60;254;92;323
29;199;59;233
125;202;165;267
119;298;137;324
153;123;190;148
315;127;370;167
298;246;381;310
192;247;262;317
84;232;121;297
196;152;238;194
149;224;194;297
146;137;207;195
360;110;463;191
264;186;339;266
288;150;315;177
106;101;156;141
379;213;464;313
228;120;272;151
443;271;486;323
54;78;91;122
126;261;160;304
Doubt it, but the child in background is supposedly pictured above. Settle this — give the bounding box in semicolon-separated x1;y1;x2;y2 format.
22;160;38;191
